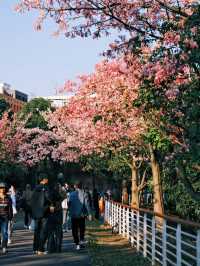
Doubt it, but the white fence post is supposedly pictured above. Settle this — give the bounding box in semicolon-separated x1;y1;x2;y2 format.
104;201;106;222
112;202;115;226
131;210;134;247
197;230;200;266
143;213;147;257
123;207;126;237
113;204;116;227
119;205;122;235
152;216;156;265
162;219;167;266
117;204;119;228
126;208;130;240
106;201;108;223
176;224;182;266
105;200;200;266
136;211;140;252
108;201;110;224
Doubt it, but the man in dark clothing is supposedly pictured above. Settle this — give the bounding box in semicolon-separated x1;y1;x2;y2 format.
30;177;49;255
0;182;13;254
68;182;91;250
22;184;33;229
39;183;66;253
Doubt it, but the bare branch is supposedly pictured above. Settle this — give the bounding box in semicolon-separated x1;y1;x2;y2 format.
138;168;148;191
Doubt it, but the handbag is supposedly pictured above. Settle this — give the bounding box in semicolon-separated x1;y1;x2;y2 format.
81;203;88;217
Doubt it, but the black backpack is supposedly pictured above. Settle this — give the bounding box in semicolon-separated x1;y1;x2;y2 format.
31;187;46;219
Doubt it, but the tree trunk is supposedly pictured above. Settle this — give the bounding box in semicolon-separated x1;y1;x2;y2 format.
122;179;129;204
131;159;139;209
149;144;164;215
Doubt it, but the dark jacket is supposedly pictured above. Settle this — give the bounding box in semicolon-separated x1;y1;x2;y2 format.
30;184;49;219
0;195;13;221
69;189;91;218
47;188;64;225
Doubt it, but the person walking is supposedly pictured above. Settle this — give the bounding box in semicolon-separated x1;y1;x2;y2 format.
62;183;72;232
68;181;91;251
0;182;13;254
39;182;65;254
30;176;49;255
22;184;33;230
99;194;105;217
62;193;68;233
92;188;99;220
85;187;92;209
7;185;17;244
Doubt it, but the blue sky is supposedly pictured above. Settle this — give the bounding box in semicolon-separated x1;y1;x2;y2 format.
0;1;113;97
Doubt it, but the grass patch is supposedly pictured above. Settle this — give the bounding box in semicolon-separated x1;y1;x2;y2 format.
87;220;150;266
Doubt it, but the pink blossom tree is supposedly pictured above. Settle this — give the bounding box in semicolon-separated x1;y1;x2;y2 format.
16;0;200;210
47;56;149;208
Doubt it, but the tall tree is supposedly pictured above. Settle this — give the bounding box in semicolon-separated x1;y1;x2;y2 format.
20;97;52;129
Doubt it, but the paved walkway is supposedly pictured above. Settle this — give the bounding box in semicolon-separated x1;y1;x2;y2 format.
0;216;91;266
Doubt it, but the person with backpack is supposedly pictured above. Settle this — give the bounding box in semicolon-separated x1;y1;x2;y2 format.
0;182;13;254
30;176;49;255
68;181;91;250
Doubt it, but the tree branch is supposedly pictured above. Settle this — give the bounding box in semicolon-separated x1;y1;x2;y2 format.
138;168;148;191
155;0;189;17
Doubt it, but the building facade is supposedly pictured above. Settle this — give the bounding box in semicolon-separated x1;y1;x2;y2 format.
0;83;28;113
41;95;72;108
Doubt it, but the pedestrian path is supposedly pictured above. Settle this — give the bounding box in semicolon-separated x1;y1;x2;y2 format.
0;220;90;265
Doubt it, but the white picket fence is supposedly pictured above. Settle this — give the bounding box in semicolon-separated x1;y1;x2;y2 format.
104;200;200;266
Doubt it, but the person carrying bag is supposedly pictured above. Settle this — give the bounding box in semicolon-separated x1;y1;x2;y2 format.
68;181;91;251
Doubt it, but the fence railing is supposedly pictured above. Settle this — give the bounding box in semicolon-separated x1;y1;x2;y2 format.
104;200;200;266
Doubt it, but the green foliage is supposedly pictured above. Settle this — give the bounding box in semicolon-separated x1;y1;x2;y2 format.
107;152;131;182
93;114;102;124
179;7;200;71
0;160;28;187
80;153;111;178
20;98;52;129
143;128;171;153
0;97;10;118
163;167;200;222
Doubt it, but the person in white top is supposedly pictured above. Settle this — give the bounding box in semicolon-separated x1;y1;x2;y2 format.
62;183;70;232
8;185;17;244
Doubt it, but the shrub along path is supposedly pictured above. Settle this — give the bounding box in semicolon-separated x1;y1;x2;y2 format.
87;220;150;266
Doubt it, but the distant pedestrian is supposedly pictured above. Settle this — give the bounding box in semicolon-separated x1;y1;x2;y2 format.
62;183;69;232
0;182;13;254
85;187;92;209
64;183;73;231
22;184;33;229
30;176;49;255
99;195;105;217
93;188;99;219
68;181;91;250
8;185;17;244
